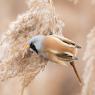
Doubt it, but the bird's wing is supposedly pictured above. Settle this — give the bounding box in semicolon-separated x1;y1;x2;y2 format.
52;35;81;48
46;49;78;61
44;35;78;56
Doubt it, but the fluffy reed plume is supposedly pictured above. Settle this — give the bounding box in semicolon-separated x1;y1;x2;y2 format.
0;0;64;94
81;27;95;95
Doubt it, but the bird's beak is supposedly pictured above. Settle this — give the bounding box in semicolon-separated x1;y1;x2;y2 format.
23;43;29;49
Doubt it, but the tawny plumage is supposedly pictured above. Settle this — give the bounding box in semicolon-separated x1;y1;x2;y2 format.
43;35;78;56
29;34;82;84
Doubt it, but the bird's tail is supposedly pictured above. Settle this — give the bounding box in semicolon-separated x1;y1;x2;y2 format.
70;61;82;84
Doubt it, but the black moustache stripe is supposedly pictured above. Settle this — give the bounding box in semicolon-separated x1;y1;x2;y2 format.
30;43;38;54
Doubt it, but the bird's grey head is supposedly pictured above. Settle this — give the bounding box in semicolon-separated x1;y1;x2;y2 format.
29;35;45;54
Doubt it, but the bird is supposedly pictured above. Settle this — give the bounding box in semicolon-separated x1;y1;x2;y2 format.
27;34;82;84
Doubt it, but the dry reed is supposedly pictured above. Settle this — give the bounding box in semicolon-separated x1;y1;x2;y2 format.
81;27;95;95
0;0;64;94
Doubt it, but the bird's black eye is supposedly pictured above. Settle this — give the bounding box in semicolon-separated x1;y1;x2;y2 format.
30;43;38;54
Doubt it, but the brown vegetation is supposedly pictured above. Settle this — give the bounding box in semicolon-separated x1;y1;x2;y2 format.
0;0;95;95
0;0;64;94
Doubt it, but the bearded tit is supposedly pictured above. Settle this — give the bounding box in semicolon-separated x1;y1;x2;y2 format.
28;35;82;83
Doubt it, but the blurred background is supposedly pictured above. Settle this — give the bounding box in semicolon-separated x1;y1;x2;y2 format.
0;0;95;95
